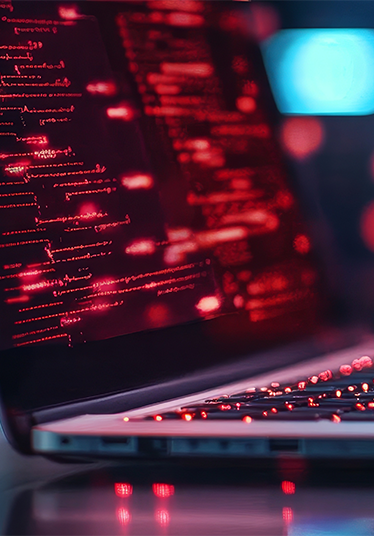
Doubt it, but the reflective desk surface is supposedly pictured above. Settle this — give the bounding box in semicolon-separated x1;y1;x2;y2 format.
2;427;374;536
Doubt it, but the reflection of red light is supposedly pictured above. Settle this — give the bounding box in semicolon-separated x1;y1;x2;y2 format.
182;413;193;421
331;414;341;423
116;507;131;526
196;295;220;314
154;415;163;422
236;96;256;114
107;105;135;120
298;381;306;390
153;484;175;498
358;355;373;368
201;411;207;419
121;174;154;190
146;303;170;327
318;370;332;382
336;390;342;398
79;203;98;219
115;483;133;498
242;416;252;424
282;507;293;524
281;481;295;495
340;364;352;376
293;234;310;254
154;84;181;95
281;117;324;160
86;81;116;96
155;508;170;526
125;239;156;256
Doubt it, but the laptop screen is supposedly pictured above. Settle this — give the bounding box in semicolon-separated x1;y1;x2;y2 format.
0;1;321;353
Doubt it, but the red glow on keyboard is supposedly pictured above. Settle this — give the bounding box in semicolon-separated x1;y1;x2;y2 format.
336;390;342;398
356;403;366;411
114;483;133;498
154;84;181;95
331;414;341;423
201;411;207;419
271;407;278;413
249;3;280;41
358;356;373;368
281;117;324;160
153;484;174;498
86;81;117;96
284;387;292;394
362;383;369;392
282;507;293;524
155;509;170;526
150;0;204;12
161;62;214;78
309;376;318;384
125;239;156;256
340;364;352;376
106;104;135;120
116;507;131;526
368;402;374;409
293;234;311;255
298;381;306;390
281;481;295;495
219;404;231;411
242;416;252;424
78;203;99;219
236;96;256;114
121;173;154;190
182;413;193;421
154;415;163;422
196;295;220;314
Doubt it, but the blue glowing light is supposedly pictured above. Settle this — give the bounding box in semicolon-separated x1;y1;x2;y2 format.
262;29;374;115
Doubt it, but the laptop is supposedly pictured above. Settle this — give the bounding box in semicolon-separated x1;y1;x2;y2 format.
1;0;374;462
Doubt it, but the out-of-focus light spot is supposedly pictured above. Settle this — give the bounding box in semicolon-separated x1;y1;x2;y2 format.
79;203;98;219
318;369;332;382
182;413;193;421
58;5;80;19
125;239;156;256
121;173;154;190
166;12;204;27
363;383;370;392
281;481;296;495
153;484;175;498
359;355;373;368
293;234;311;254
155;508;170;526
5;295;29;304
116;507;131;525
86;81;117;96
281;117;324;160
356;403;366;411
242;415;252;423
115;483;133;498
282;507;293;524
348;386;355;392
146;303;170;328
298;381;306;390
236;96;256;113
201;411;207;419
167;227;192;242
123;416;129;422
340;364;352;376
336;390;342;398
154;415;163;422
368;402;374;409
249;4;280;42
196;295;220;314
233;294;245;309
331;414;341;423
262;29;374;115
161;62;214;77
107;104;135;120
360;201;374;252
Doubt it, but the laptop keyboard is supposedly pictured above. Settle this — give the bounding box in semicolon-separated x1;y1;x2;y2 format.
147;355;374;423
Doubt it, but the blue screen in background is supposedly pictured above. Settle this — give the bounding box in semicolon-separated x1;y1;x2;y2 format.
262;29;374;115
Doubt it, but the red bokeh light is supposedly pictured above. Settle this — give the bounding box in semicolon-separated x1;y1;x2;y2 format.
86;81;117;96
281;117;324;160
107;105;135;121
196;295;221;314
293;234;311;255
115;483;133;498
146;303;170;328
153;483;175;498
58;5;80;19
281;481;296;495
121;173;154;190
236;96;256;114
125;239;156;256
249;4;280;41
